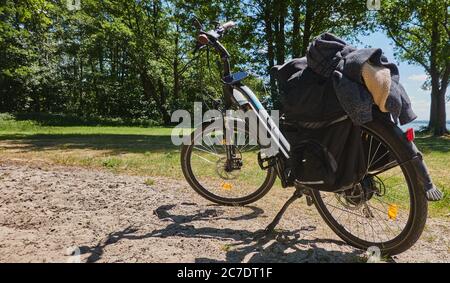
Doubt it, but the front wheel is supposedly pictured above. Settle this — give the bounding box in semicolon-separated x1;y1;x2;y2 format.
311;118;428;256
181;120;277;206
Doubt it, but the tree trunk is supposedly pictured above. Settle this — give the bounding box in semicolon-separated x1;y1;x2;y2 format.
79;57;84;116
301;0;314;56
434;89;447;136
173;25;180;100
428;91;437;129
31;92;41;113
158;79;171;125
428;74;448;136
291;0;301;58
263;3;276;96
427;19;448;136
140;71;171;125
275;2;287;65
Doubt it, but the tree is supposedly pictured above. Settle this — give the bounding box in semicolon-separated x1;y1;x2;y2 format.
251;0;370;107
0;0;391;126
377;0;449;136
0;0;60;113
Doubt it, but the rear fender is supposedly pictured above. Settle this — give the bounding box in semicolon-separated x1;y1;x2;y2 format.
366;115;443;201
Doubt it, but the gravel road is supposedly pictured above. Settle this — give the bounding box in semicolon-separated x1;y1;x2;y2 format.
0;161;448;263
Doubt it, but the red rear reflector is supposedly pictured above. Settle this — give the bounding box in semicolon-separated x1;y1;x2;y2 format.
406;128;415;141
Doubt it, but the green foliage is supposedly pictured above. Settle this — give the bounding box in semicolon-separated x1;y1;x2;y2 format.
144;178;155;186
377;0;449;135
377;0;449;81
4;0;444;127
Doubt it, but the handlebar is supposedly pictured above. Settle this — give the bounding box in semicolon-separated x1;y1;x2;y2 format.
220;21;236;31
192;19;235;79
195;20;236;49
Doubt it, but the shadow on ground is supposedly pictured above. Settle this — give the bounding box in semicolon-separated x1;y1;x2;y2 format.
414;135;450;153
0;134;176;153
79;203;365;263
2;132;448;157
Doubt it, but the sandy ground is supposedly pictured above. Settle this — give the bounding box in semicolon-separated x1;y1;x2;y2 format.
0;161;448;263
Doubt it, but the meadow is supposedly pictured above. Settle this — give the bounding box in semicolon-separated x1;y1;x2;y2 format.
0;113;448;217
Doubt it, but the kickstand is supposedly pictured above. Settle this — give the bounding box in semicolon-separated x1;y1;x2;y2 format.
264;185;306;233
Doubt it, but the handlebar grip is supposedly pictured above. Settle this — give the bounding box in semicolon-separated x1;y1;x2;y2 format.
197;34;210;45
221;21;236;30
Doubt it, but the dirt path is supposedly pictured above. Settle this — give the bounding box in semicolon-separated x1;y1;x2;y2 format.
0;161;448;263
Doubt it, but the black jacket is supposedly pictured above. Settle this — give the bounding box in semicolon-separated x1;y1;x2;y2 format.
307;33;417;125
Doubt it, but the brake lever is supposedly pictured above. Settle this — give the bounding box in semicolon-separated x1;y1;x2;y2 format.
212;21;221;29
192;17;203;30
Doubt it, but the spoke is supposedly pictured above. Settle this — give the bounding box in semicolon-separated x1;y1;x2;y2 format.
193;146;222;157
192;153;215;164
362;216;368;242
370;200;408;231
373;203;406;233
345;207;354;236
334;206;347;224
367;201;407;223
368;151;391;171
378;195;408;207
366;135;373;172
368;160;399;175
328;199;338;215
241;144;258;153
373;195;409;210
194;142;213;153
324;202;368;219
238;135;252;152
366;204;394;242
369;142;382;167
369;203;401;238
377;180;408;192
379;170;402;180
365;212;378;243
366;142;382;175
204;135;219;154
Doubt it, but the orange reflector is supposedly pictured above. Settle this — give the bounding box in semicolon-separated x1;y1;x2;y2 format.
388;204;398;220
222;182;232;190
406;128;415;141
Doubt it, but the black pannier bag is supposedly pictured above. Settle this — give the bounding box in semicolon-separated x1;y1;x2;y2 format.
288;138;338;187
272;58;368;192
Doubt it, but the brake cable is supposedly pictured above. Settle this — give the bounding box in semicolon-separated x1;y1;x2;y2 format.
204;46;226;109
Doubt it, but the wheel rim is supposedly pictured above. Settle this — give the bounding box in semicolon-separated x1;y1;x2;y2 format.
186;124;273;201
314;127;415;246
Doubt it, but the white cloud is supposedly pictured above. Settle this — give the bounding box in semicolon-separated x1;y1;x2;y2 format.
408;74;428;82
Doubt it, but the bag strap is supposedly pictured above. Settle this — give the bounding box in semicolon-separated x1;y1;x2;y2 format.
289;115;349;129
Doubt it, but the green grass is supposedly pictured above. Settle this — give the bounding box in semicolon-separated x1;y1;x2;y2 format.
0;114;448;217
413;134;450;216
144;178;155;186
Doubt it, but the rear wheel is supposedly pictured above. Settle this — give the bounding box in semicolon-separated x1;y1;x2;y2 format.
311;118;428;255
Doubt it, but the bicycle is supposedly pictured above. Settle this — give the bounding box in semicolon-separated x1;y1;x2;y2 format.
180;19;434;256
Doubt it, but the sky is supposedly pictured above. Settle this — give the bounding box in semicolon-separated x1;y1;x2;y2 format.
355;31;449;121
